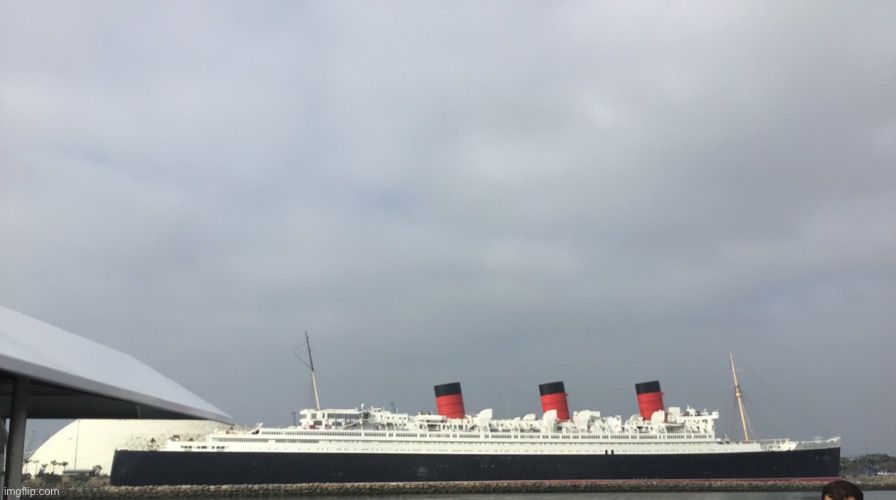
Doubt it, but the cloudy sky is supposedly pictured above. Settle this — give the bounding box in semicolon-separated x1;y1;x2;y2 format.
2;1;894;456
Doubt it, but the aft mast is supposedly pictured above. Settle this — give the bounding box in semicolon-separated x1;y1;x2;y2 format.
730;352;750;443
306;332;321;411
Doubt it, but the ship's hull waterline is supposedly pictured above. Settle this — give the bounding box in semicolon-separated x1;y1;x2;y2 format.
111;446;840;486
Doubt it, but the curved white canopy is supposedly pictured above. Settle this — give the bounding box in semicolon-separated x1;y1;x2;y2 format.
0;305;233;424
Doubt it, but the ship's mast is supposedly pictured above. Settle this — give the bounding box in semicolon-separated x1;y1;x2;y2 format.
730;352;750;443
307;332;321;411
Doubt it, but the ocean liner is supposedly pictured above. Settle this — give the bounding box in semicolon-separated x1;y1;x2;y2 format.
111;361;840;486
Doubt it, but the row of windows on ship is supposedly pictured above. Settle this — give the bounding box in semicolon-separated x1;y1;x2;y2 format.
219;433;712;440
179;443;692;455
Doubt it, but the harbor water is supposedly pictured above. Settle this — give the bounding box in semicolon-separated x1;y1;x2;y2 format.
334;493;894;500
170;492;896;500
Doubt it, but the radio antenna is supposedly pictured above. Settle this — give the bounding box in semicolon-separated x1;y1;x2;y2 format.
730;352;750;443
307;332;321;410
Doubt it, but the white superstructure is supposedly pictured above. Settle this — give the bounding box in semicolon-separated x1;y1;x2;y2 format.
164;404;838;456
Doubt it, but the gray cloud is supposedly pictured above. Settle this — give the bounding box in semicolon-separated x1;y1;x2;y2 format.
2;1;894;455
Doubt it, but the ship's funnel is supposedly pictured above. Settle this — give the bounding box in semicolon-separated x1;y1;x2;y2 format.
635;380;665;420
539;381;570;421
434;382;465;419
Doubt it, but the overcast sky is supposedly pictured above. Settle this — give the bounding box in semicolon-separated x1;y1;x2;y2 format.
2;1;894;456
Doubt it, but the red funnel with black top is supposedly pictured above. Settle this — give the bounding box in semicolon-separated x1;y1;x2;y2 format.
434;382;465;419
539;381;570;420
635;380;665;420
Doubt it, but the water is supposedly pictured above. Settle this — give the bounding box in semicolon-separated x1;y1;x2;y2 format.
185;492;896;500
352;494;896;500
403;494;896;500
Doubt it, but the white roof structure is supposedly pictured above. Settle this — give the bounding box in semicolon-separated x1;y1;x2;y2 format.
1;304;235;494
0;305;232;423
26;419;233;475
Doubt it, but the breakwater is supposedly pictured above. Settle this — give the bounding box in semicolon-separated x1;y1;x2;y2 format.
25;475;896;498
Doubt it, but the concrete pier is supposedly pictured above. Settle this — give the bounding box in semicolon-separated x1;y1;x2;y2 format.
22;475;896;498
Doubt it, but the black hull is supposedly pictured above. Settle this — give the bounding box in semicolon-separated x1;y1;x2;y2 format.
111;447;840;486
